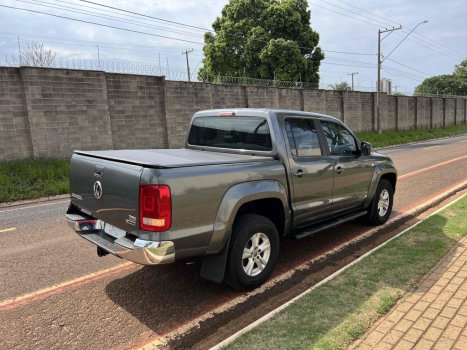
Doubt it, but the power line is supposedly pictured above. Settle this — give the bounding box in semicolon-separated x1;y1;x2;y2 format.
16;0;206;38
0;5;206;45
316;0;396;29
309;2;383;28
312;0;464;61
70;0;375;55
333;0;467;59
385;57;432;77
381;67;424;82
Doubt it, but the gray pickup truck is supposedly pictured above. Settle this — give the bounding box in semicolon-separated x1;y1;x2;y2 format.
66;108;397;290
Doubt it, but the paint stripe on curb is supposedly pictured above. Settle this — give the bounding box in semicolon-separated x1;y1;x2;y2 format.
210;191;467;350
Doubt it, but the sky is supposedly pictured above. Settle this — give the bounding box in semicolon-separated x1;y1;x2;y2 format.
0;0;466;93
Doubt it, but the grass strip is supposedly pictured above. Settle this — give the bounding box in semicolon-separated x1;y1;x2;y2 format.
356;123;467;148
0;158;69;203
223;195;467;350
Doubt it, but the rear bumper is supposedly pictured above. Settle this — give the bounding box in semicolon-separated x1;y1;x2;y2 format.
66;206;175;265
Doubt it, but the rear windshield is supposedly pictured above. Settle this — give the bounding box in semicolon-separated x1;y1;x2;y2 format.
188;117;273;151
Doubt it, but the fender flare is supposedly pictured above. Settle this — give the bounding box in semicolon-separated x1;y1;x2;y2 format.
363;162;398;209
200;180;290;284
206;180;290;255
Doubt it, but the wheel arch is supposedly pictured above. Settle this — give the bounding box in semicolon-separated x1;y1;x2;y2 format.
364;163;398;209
206;180;290;256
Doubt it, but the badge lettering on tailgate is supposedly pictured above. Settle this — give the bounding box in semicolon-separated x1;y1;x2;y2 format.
126;215;136;226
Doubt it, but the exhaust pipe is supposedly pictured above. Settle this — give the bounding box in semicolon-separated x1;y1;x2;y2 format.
97;247;109;257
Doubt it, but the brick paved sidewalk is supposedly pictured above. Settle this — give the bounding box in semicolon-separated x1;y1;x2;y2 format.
350;235;467;350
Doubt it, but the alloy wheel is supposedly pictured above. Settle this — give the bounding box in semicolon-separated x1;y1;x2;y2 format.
242;232;271;277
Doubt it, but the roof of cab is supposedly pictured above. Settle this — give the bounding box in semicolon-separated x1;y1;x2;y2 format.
194;108;341;123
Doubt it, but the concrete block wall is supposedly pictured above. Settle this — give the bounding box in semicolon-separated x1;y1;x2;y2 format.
212;85;247;109
278;89;303;111
165;81;213;149
360;93;374;132
326;91;345;121
106;74;168;150
0;66;466;160
445;99;455;126
0;67;32;161
20;67;113;158
303;89;326;114
432;98;444;128
246;86;280;109
416;97;431;129
343;91;362;132
386;96;397;131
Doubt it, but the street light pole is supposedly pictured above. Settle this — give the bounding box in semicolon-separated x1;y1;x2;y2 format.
377;21;428;133
377;26;402;133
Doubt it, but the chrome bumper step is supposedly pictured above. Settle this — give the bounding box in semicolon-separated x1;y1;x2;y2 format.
77;231;116;255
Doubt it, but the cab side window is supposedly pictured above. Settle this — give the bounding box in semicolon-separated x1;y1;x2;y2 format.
320;121;358;156
285;118;322;156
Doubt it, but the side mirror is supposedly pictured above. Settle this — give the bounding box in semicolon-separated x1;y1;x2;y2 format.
361;142;374;156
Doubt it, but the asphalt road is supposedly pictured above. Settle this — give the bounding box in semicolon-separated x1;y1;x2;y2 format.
1;134;467;350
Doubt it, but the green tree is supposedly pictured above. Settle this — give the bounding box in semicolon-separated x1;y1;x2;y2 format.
327;81;351;91
454;59;467;77
198;0;324;84
415;58;467;95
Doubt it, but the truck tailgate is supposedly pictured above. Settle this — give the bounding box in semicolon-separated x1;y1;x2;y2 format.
70;154;142;233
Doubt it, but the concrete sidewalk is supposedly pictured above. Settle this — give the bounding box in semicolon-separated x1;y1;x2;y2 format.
351;236;467;350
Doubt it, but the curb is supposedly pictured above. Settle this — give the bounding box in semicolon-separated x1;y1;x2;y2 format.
0;194;69;209
139;180;467;350
374;132;467;151
210;190;467;350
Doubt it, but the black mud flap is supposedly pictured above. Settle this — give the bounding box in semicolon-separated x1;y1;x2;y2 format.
200;236;231;284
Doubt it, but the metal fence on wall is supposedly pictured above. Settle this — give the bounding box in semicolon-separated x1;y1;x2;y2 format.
2;57;466;99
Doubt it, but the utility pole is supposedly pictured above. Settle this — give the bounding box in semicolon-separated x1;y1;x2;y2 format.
377;26;402;133
394;86;400;94
97;45;100;68
17;37;21;66
377;21;427;133
182;49;194;82
347;72;358;91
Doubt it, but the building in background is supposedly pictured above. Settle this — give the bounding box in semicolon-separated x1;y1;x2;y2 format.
380;78;392;94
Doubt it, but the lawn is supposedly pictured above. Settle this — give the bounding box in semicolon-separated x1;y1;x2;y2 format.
0;158;69;203
223;195;467;350
356;123;467;148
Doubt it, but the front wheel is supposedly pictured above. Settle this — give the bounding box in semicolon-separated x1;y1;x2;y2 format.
224;214;279;291
369;179;394;225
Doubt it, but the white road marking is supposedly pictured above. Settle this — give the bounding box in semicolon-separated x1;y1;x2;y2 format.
0;200;69;213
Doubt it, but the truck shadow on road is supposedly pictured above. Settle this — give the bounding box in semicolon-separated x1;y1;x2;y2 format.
103;218;387;340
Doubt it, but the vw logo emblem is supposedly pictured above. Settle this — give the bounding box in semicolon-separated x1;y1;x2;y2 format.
93;181;103;199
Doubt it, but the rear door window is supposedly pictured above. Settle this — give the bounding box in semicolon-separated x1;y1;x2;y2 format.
285;118;322;156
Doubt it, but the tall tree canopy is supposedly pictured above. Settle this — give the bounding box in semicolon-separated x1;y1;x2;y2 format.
198;0;324;84
415;58;467;95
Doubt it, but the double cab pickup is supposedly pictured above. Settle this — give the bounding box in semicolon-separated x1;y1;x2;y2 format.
66;109;397;290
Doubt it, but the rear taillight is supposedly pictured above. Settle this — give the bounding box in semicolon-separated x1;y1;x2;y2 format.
139;185;171;232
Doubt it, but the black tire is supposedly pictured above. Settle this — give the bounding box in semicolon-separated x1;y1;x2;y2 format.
224;214;280;291
369;179;394;225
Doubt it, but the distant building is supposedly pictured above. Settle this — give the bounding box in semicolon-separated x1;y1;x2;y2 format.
381;78;392;94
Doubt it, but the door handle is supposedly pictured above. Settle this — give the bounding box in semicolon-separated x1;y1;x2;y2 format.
293;169;305;178
335;167;344;174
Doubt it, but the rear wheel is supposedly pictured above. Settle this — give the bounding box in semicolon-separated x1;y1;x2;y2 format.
224;214;279;291
369;179;393;225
